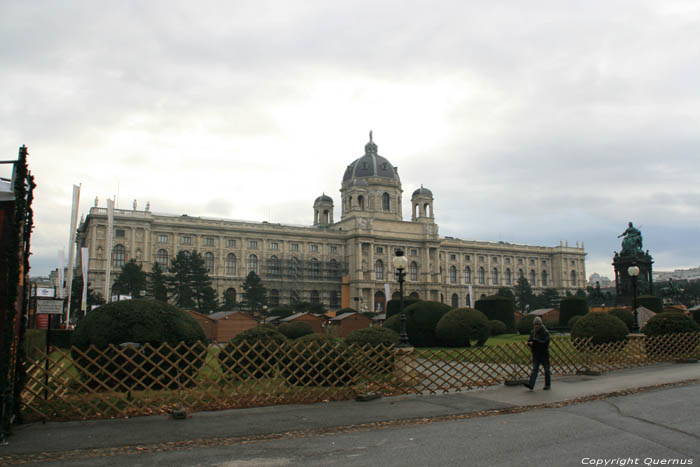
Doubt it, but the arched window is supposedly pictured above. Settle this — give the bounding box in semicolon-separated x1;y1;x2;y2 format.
424;203;431;217
375;260;384;280
374;291;386;312
409;291;420;299
505;268;512;286
464;266;472;284
392;291;401;299
156;249;168;268
311;290;320;305
330;291;340;308
530;269;537;286
269;289;279;307
310;258;321;279
409;261;418;281
492;268;499;285
542;270;548;286
451;293;459;308
571;270;577;286
204;252;215;274
268;255;280;276
382;192;390;211
225;253;236;276
248;254;258;274
358;195;365;210
112;244;126;268
518;269;524;279
478;267;485;285
224;288;236;307
450;265;457;284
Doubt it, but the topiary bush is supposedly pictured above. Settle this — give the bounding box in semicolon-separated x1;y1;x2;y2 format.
346;327;399;374
637;295;663;314
487;320;507;336
642;312;700;359
475;295;516;332
386;297;422;319
71;299;208;390
567;315;583;329
346;327;399;346
402;301;452;347
383;314;401;333
608;308;635;332
571;312;628;346
517;314;536;335
283;334;356;386
435;308;489;347
278;321;314;339
218;326;288;379
559;296;589;327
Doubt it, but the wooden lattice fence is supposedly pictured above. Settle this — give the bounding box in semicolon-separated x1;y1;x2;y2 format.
21;333;700;422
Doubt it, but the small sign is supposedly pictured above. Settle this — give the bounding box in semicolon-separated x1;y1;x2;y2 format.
36;299;64;315
35;287;55;298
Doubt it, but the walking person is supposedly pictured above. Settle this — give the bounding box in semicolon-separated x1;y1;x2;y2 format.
524;316;551;390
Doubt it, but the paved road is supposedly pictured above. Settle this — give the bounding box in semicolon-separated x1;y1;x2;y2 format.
16;383;699;467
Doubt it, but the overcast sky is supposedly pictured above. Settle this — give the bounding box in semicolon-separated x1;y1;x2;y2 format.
2;1;699;282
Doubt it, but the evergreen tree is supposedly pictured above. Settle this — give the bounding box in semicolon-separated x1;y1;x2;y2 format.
189;251;219;313
168;251;195;309
148;262;168;302
70;275;105;321
536;288;561;308
514;276;535;313
112;259;148;298
222;288;237;310
496;287;516;301
242;271;268;320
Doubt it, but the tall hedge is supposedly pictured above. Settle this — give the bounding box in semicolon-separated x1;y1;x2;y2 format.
475;295;516;332
517;314;536;335
71;300;207;390
435;308;489;347
401;301;451;347
283;334;356;386
637;295;663;314
278;321;314;339
559;296;589;327
386;296;422;319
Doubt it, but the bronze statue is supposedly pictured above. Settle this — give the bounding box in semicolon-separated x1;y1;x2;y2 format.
618;222;643;255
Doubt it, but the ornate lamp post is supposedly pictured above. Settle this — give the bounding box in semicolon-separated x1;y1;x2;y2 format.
392;249;410;347
628;264;640;332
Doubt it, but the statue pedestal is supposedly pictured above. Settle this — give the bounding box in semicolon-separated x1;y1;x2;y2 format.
613;251;653;305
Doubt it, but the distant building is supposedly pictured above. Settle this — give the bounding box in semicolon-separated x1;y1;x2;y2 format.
654;266;700;282
76;134;587;312
588;272;613;288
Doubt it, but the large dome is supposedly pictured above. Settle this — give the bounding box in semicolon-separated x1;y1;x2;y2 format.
342;132;400;183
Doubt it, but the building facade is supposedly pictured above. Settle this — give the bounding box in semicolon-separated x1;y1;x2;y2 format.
77;134;587;312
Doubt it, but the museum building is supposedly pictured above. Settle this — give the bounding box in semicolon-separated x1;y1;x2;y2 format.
77;134;587;312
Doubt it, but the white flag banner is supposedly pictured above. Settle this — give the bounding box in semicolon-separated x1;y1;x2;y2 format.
81;247;89;312
104;199;114;302
468;285;474;308
384;283;390;306
65;184;81;325
57;249;65;299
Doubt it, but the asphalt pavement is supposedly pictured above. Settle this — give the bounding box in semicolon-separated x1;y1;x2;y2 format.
1;361;698;465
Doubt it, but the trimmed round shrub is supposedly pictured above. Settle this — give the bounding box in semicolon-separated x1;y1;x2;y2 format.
346;327;399;346
402;301;452;347
517;314;536;335
642;312;700;337
218;326;288;379
386;296;422;319
608;308;635;332
278;321;314;339
567;315;583;329
283;334;356;386
571;313;628;346
638;295;663;314
475;295;516;332
488;320;507;336
436;308;489;347
71;299;207;390
559;296;589;327
383;314;401;333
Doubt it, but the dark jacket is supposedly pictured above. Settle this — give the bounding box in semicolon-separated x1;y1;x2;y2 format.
528;326;550;360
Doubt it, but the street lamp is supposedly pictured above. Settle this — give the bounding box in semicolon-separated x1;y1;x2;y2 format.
628;264;640;333
392;249;410;347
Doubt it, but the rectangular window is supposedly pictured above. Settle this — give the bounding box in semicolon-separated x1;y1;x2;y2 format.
158;234;168;243
115;229;125;238
204;237;214;246
450;254;457;261
542;260;547;265
270;242;279;250
530;259;535;265
465;255;470;261
505;257;511;264
330;245;338;254
291;243;299;252
376;246;384;254
410;249;418;256
310;244;318;252
183;235;192;245
248;240;258;249
518;258;523;265
492;257;499;263
227;239;236;248
479;256;485;263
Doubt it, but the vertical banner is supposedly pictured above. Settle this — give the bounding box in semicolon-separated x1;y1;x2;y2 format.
104;198;114;303
81;247;89;313
65;184;81;326
57;249;65;299
384;283;390;309
468;285;474;308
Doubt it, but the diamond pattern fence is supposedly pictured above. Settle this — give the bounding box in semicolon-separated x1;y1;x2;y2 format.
21;333;700;422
